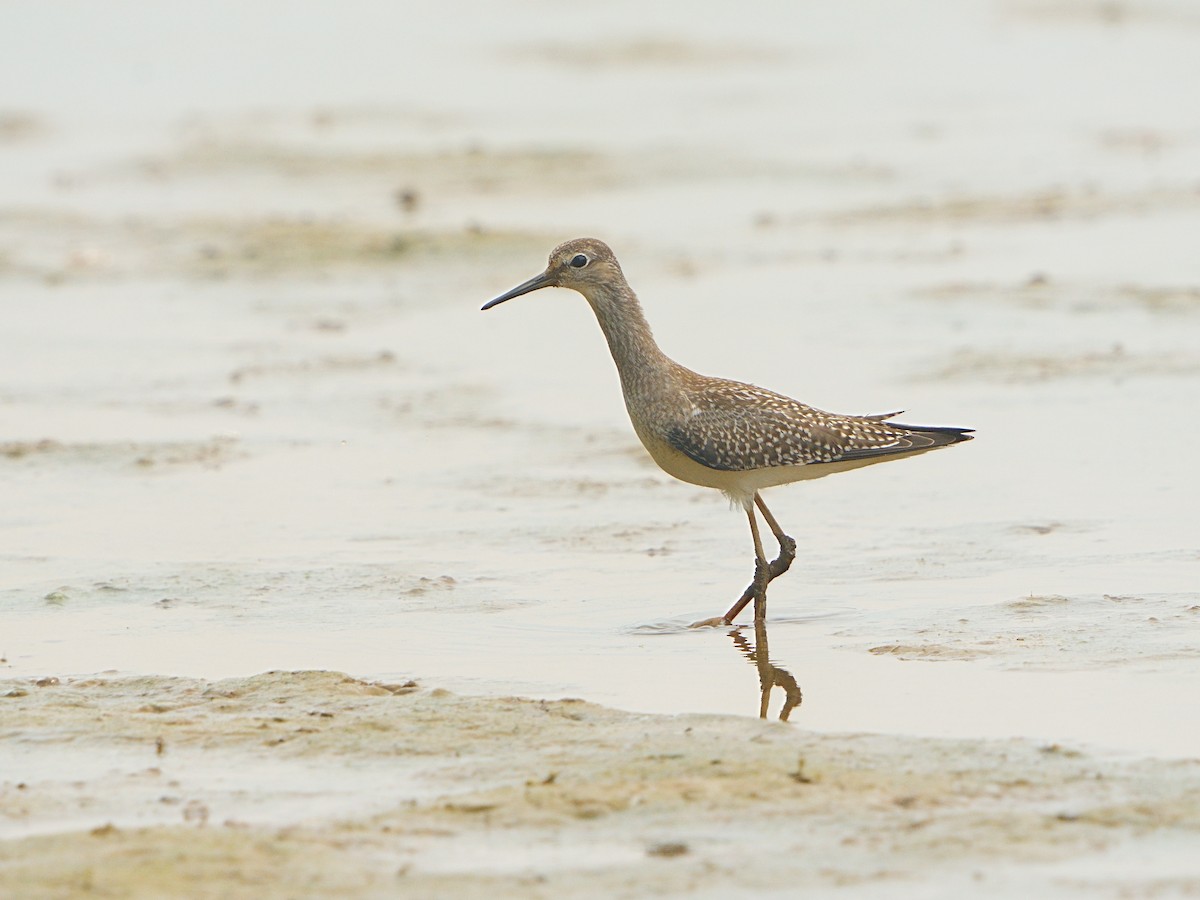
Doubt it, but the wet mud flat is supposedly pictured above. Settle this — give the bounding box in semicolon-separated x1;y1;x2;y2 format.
3;670;1199;898
4;1;1200;896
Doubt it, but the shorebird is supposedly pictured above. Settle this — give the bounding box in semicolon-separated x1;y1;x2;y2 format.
482;238;972;625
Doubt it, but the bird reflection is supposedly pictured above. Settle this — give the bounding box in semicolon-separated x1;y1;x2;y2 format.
729;618;803;721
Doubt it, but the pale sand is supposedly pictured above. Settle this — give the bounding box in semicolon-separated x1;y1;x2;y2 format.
3;671;1199;898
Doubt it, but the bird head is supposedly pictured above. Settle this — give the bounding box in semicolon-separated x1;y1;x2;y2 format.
482;238;624;310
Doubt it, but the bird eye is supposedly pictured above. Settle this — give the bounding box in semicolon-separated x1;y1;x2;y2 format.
569;253;589;268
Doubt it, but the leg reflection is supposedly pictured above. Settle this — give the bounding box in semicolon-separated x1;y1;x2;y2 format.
729;618;803;721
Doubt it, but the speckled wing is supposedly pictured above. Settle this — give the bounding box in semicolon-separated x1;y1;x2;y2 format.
664;380;970;473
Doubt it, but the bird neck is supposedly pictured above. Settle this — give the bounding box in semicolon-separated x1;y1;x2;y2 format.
584;283;675;398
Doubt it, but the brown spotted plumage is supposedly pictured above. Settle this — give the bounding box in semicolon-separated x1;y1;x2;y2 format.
483;238;972;625
666;379;965;471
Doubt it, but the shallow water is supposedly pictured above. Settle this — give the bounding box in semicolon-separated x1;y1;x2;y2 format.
4;0;1200;773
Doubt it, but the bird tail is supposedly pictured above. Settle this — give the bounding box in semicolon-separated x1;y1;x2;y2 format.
888;421;975;447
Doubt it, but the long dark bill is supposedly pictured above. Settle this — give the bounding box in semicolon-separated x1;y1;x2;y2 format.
481;271;554;310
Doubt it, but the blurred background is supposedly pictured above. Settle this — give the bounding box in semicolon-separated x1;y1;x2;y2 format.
2;0;1199;748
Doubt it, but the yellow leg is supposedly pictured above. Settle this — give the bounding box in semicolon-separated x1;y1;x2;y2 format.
755;494;797;577
721;500;771;624
720;494;797;625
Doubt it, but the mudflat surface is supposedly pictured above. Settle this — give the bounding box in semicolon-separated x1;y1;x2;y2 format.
4;671;1200;898
3;0;1200;895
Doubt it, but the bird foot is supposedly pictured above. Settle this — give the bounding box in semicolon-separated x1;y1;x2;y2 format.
769;535;796;579
717;558;771;625
750;558;769;624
